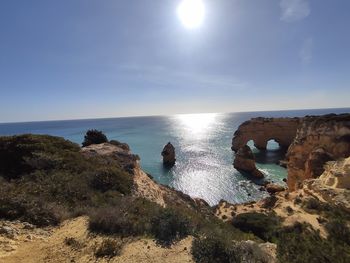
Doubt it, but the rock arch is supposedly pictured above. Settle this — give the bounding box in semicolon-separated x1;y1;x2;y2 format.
231;117;302;152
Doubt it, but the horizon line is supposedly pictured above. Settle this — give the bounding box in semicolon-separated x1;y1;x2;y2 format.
1;106;350;125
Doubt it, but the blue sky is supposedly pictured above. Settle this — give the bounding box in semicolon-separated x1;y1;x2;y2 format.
0;0;349;122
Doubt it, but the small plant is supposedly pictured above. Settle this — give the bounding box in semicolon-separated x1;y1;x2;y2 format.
82;129;108;147
303;197;321;211
94;238;123;258
150;208;191;247
191;235;234;263
64;237;83;250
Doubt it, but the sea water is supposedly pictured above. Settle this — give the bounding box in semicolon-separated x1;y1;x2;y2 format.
1;108;349;205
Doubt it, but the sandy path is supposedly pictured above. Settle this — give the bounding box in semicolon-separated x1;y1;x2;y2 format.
1;217;194;263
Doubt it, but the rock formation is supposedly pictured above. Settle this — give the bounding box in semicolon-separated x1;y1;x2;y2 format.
161;142;176;167
286;114;350;191
265;183;285;194
318;157;350;189
233;145;264;178
232;117;301;152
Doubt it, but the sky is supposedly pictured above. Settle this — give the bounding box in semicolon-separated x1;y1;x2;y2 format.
0;0;349;122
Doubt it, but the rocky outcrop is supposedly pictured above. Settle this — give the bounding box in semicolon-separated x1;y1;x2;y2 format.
233;145;264;178
161;142;176;166
317;157;350;189
232;117;301;151
81;142;210;211
265;183;285;194
287;114;350;191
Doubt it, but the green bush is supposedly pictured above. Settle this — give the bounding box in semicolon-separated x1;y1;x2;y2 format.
232;212;281;242
0;196;66;226
89;197;162;237
82;129;108;147
276;223;350;263
91;167;132;194
150;208;191;247
191;235;234;263
326;219;350;245
0;134;133;226
0;134;79;180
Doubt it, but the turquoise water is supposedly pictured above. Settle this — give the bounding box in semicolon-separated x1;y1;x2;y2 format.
1;108;349;205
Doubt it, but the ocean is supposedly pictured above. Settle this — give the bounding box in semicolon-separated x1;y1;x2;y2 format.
1;108;349;205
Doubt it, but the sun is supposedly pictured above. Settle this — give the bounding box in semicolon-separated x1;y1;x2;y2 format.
177;0;205;29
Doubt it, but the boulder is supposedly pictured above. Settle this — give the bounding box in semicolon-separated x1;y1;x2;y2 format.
265;183;285;194
161;142;176;167
234;145;264;178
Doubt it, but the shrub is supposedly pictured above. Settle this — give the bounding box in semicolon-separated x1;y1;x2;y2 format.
94;239;123;258
109;140;130;151
0;196;67;227
91;167;132;194
89;197;162;237
0;134;79;180
303;197;321;210
64;237;83;250
0;134;133;226
150;208;191;247
232;212;281;242
326;219;350;245
191;235;235;263
276;223;350;263
82;129;108;147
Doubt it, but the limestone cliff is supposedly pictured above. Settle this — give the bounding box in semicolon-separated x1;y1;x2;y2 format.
231;117;301;152
286;114;350;191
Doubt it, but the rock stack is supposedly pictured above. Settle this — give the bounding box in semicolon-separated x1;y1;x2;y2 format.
161;142;176;167
233;145;264;178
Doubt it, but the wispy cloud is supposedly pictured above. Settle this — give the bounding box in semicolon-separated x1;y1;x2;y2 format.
300;37;313;64
280;0;310;22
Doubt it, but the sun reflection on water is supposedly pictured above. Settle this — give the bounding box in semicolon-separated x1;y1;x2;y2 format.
174;113;218;137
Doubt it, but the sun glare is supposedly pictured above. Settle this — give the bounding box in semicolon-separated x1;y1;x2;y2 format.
177;0;205;29
175;113;217;134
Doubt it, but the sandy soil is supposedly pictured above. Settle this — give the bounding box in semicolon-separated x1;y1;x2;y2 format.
1;217;194;263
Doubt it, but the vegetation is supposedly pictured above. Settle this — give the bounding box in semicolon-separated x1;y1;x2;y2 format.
231;211;350;263
1;134;349;262
277;222;350;263
302;197;350;222
82;129;108;147
232;212;280;242
0;134;132;226
89;197;162;237
192;235;235;263
94;239;124;258
150;208;191;247
64;237;83;250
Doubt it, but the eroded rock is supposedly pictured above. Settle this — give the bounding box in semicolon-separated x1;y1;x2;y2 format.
287;114;350;191
232;117;301;152
234;145;264;178
265;183;285;194
161;142;176;167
